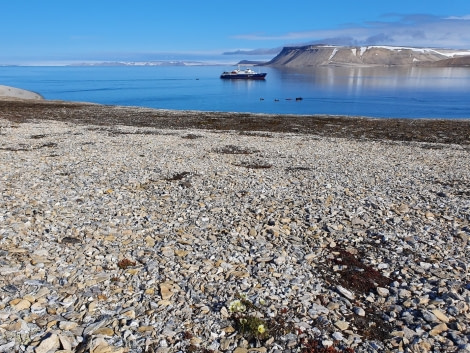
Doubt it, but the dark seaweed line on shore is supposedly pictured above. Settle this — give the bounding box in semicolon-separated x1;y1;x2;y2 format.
1;100;469;145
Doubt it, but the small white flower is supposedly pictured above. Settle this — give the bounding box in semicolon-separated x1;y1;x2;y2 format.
228;300;246;313
257;324;266;334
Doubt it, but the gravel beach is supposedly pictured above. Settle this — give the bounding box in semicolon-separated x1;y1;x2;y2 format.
1;100;469;353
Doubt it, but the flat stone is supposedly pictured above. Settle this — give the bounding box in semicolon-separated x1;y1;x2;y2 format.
429;323;448;336
457;232;468;244
396;204;410;214
83;318;110;336
431;309;450;323
233;348;248;353
35;287;50;298
190;337;203;346
159;281;174;300
30;302;46;315
377;287;389;297
332;331;344;341
398;289;412;298
421;310;439;323
425;211;434;219
326;302;340;310
120;309;135;319
93;327;114;336
0;266;21;275
309;303;329;315
137;325;154;333
336;285;355;300
256;256;273;263
334;320;349;331
0;342;15;352
174;249;189;257
88;301;98;312
35;333;60;353
13;299;31;311
2;284;19;293
304;253;316;262
354;307;366;316
145;236;156;247
61;236;82;244
420;262;433;270
91;342;112;353
59;334;73;351
59;320;78;330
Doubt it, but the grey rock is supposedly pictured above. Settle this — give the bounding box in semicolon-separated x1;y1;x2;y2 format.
421;310;439;323
336;285;355;300
354;307;366;316
377;287;390;297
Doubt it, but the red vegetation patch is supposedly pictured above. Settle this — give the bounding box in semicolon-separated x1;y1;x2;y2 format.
325;248;394;341
331;249;392;295
117;258;136;269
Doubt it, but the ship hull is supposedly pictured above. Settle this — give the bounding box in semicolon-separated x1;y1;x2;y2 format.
220;73;267;80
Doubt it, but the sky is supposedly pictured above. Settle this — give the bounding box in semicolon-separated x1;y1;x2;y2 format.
1;0;470;64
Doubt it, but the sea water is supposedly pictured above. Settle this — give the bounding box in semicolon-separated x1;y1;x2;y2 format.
1;65;469;118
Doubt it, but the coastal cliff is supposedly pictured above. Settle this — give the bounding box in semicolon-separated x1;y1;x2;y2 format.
264;45;470;68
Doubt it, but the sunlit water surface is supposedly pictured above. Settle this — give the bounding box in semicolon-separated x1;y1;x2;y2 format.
1;65;469;118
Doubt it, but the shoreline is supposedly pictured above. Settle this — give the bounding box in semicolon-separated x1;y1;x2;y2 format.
1;99;469;146
0;85;44;101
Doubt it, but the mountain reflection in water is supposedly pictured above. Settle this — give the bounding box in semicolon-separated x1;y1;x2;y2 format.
1;65;469;118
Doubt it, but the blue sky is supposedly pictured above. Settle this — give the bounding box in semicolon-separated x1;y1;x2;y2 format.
1;0;470;64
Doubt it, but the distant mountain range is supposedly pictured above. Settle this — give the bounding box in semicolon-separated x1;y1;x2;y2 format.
69;61;203;67
262;45;470;68
10;45;466;67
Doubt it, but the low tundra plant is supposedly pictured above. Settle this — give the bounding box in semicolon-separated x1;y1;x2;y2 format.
227;294;355;352
228;294;290;342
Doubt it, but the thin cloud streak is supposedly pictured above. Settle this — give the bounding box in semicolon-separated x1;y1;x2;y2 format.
233;14;470;48
445;15;470;20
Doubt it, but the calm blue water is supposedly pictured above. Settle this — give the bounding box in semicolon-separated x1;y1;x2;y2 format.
1;65;469;118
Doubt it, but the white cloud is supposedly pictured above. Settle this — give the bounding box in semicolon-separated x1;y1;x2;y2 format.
234;14;470;48
445;15;470;20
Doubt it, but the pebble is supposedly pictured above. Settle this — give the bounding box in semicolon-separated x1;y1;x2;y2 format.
354;307;366;316
429;323;448;336
332;332;344;341
12;299;31;311
35;333;60;353
1;119;469;353
377;287;390;297
432;309;450;323
336;285;355;300
59;320;79;331
422;310;439;323
334;320;349;331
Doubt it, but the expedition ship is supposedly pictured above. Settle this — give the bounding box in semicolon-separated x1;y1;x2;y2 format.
220;66;267;80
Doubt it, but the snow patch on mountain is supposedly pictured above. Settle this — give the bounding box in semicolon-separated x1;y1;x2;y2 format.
328;48;338;61
265;45;470;68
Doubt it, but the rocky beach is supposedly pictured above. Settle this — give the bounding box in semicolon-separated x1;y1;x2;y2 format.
1;99;469;353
